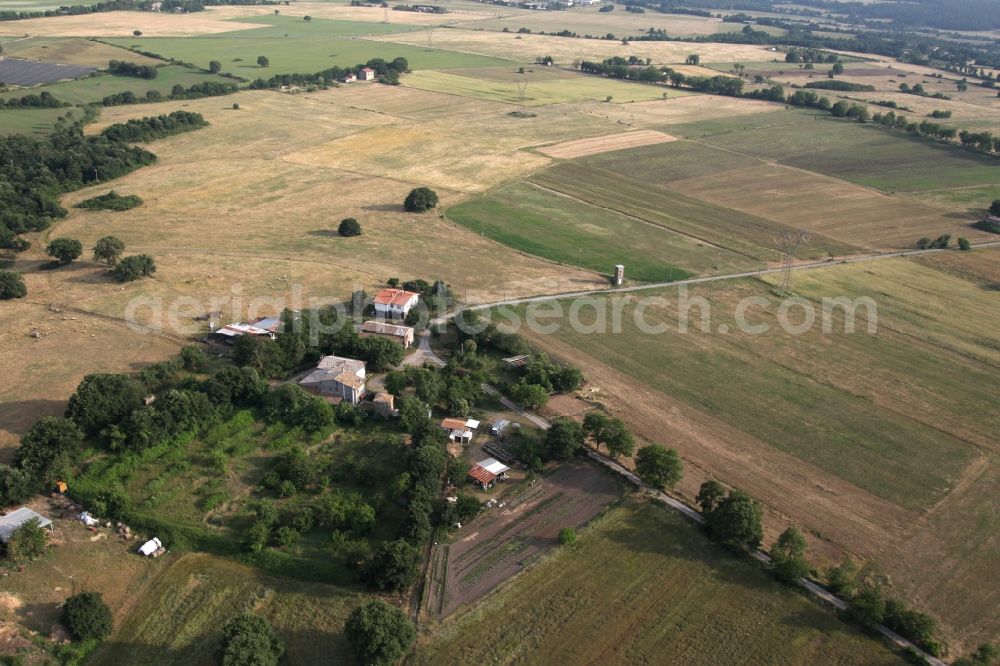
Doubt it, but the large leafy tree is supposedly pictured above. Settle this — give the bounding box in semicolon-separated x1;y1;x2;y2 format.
544;417;584;460
66;373;144;436
704;489;763;553
62;592;113;641
46;237;82;265
338;217;362;237
344;600;416;666
16;417;83;485
93;235;125;267
5;518;48;564
357;336;404;371
769;526;809;584
403;187;438;213
111;254;156;282
635;444;682;489
221;613;284;666
364;539;418;591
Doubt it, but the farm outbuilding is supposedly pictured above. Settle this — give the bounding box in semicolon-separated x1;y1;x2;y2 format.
468;458;510;490
0;507;54;543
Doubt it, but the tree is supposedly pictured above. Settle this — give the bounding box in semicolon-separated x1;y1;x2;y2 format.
990;199;1000;217
685;54;700;65
831;62;844;75
769;526;809;584
696;479;725;514
958;237;971;250
544;417;584;460
93;235;125;267
16;417;83;485
511;381;548;410
364;539;418;591
66;373;144;436
62;592;113;642
704;489;763;553
5;518;48;564
112;254;156;282
339;217;362;236
558;527;577;546
357;336;405;371
403;187;438;213
635;444;682;489
344;600;416;666
582;411;611;449
826;557;859;597
257;55;270;68
398;396;430;434
304;14;312;21
0;464;35;505
845;585;886;631
209;60;222;74
601;419;635;459
46;237;82;265
0;270;26;299
221;613;284;666
133;29;142;37
955;644;999;666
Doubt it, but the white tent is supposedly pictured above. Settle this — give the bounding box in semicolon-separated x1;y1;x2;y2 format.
138;537;162;556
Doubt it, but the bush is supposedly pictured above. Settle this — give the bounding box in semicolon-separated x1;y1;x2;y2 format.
0;270;26;299
221;613;284;666
958;237;971;250
344;600;416;666
339;217;362;236
363;539;418;591
403;187;438;212
972;218;1000;234
92;235;126;268
558;527;577;546
990;200;1000;217
4;518;48;564
62;592;113;642
77;191;142;212
112;254;156;282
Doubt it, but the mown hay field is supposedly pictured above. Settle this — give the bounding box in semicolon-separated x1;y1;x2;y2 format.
0;9;265;37
0;35;162;66
446;181;755;282
90;553;361;665
453;5;728;37
368;28;775;66
516;254;1000;648
673;110;1000;192
415;500;906;666
528;161;856;260
401;68;683;106
536;128;676;158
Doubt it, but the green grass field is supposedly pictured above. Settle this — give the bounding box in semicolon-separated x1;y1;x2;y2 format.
414;500;905;665
671;110;1000;192
0;105;80;135
528;162;856;261
520;260;1000;509
581;138;762;183
446;181;755;281
0;65;235;105
104;16;512;77
90;553;361;665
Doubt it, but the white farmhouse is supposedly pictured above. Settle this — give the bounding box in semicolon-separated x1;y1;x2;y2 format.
373;288;420;319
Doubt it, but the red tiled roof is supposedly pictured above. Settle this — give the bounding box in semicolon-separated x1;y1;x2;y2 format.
468;465;496;486
441;417;467;430
374;288;420;306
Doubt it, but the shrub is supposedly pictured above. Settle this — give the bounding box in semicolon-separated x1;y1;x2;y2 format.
958;237;971;251
403;187;438;212
62;592;113;642
363;539;418;591
972;218;1000;234
221;613;284;666
77;191;142;212
5;518;48;564
344;600;416;666
0;270;26;299
338;217;362;237
558;527;577;546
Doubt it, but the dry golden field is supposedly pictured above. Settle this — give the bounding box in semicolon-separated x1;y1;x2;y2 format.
451;5;729;37
536;128;676;158
0;9;265;37
368;28;775;65
0;36;162;66
212;1;506;26
581;93;783;126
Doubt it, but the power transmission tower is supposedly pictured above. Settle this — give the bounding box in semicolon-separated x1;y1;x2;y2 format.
776;231;809;294
382;5;389;23
516;80;529;114
427;27;434;48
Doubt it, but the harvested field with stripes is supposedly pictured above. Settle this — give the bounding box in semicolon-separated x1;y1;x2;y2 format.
536;129;676;159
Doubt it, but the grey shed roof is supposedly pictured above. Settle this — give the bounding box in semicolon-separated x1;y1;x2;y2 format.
0;507;53;543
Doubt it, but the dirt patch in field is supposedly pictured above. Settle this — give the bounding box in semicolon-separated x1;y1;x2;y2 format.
424;459;621;619
537;129;676;159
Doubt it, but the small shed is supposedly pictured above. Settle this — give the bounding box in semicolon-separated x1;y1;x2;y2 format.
467;458;510;490
490;419;511;437
0;507;54;543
